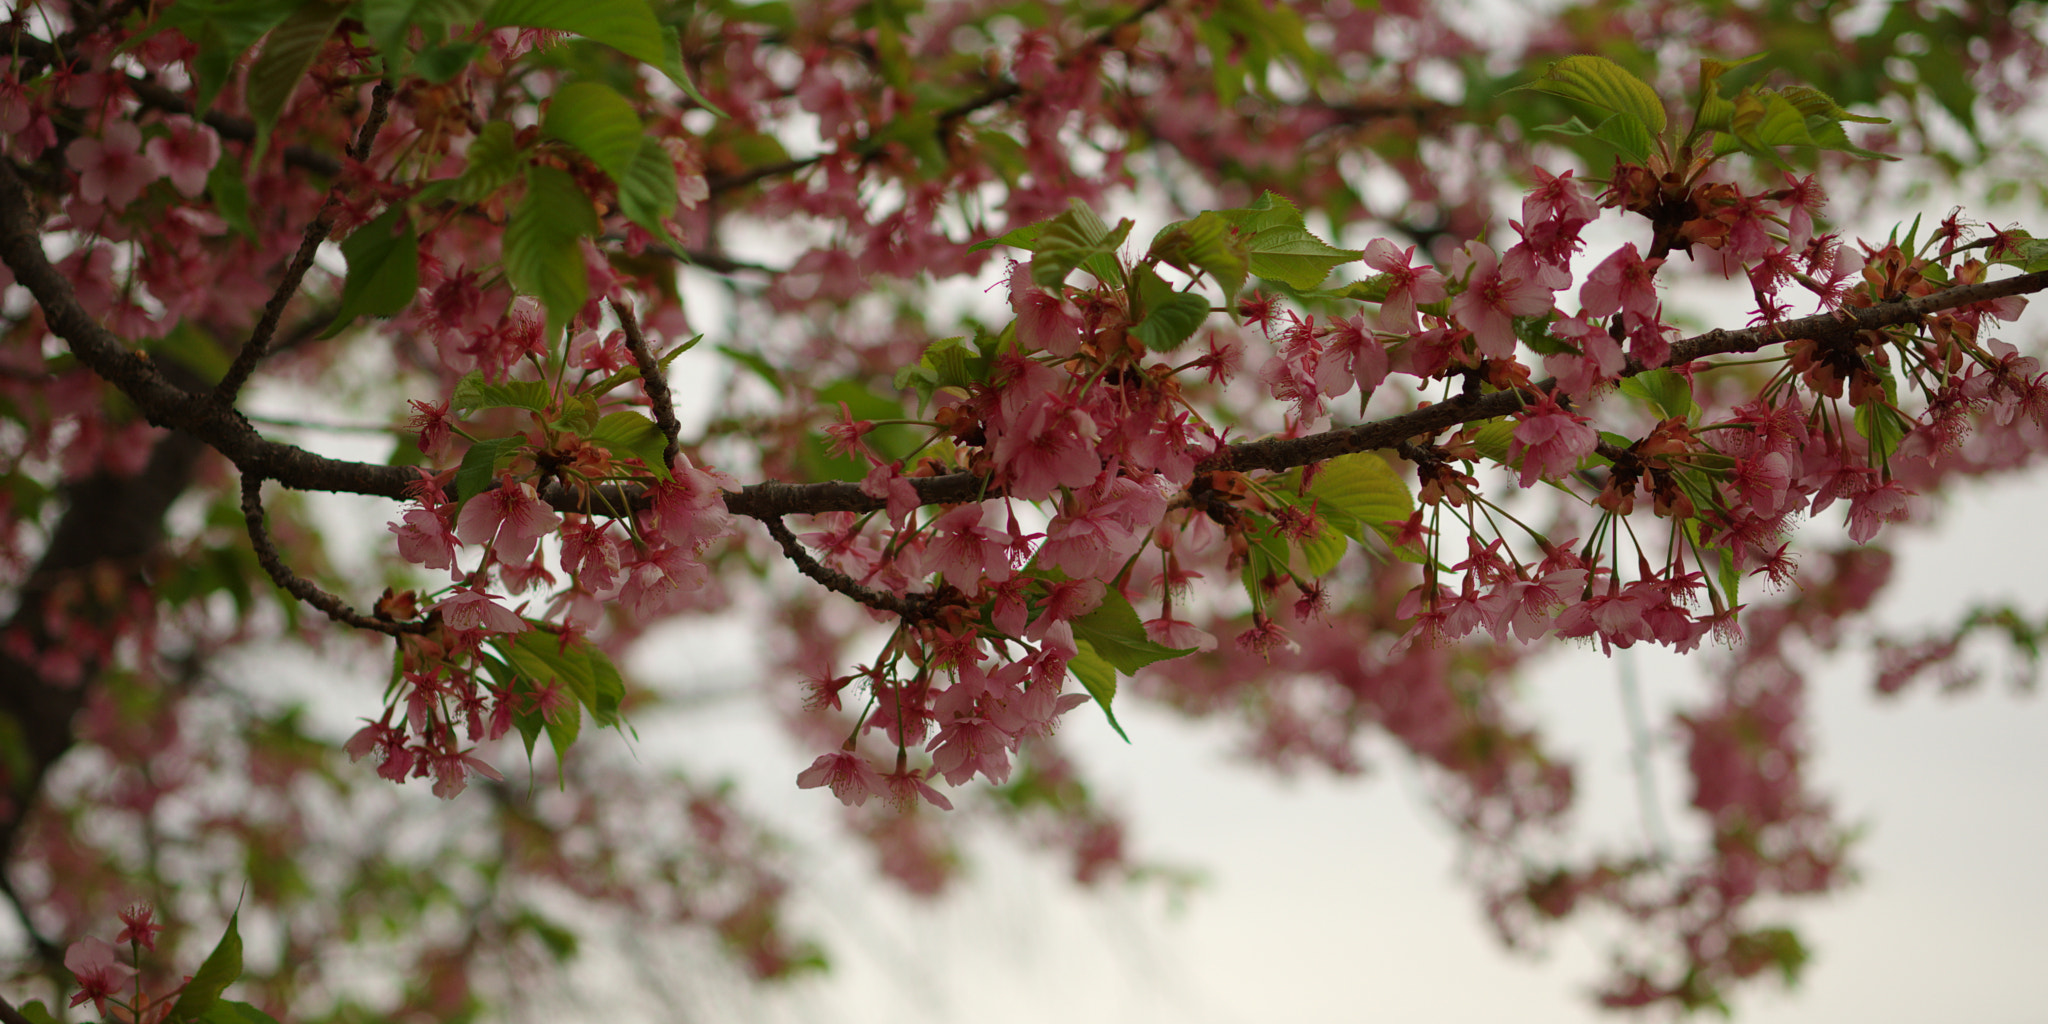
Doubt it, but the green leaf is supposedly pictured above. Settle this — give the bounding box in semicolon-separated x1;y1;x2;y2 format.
206;157;256;238
1618;368;1697;421
1130;265;1212;352
1070;586;1195;675
1215;190;1307;234
1855;400;1908;466
616;137;680;242
321;207;419;338
715;344;785;395
167;911;244;1023
1029;200;1131;288
199;1001;286;1024
1243;225;1361;291
414;40;484;81
151;0;301;113
244;1;347;141
1148;211;1248;300
968;219;1048;254
484;0;723;113
456;122;527;203
504;164;600;339
498;630;626;727
362;0;493;71
452;370;551;414
1067;640;1131;743
1292;451;1414;546
1688;53;1765;140
542;81;642;184
1518;54;1668;138
1533;111;1656;163
588;410;671;479
454;435;523;503
12;1002;61;1024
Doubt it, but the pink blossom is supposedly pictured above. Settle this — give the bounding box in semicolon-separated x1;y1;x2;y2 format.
881;764;954;811
65;937;134;1016
117;904;163;952
1009;260;1081;355
1509;393;1597;487
1144;614;1217;652
1579;243;1663;326
1318;312;1390;398
390;505;462;578
643;455;737;549
67;121;161;207
797;750;883;806
1362;239;1447;334
989;396;1101;500
455;476;562;563
1847;481;1911;543
144;116;220;197
923;501;1013;590
1542;313;1626;398
429;746;504;799
859;461;922;529
436;589;528;633
1449;242;1553;359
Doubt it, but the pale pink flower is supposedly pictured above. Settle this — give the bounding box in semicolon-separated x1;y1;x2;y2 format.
456;477;563;563
1318;312;1390;398
67;121;160;207
390;505;462;578
923;501;1014;590
859;461;922;529
881;764;954;811
1449;242;1553;359
1009;260;1081;356
990;396;1101;500
65;937;135;1016
1542;313;1626;399
798;750;883;806
1363;238;1447;334
643;455;736;549
436;589;528;633
1847;481;1911;543
1580;243;1663;325
1143;614;1216;652
144;116;220;197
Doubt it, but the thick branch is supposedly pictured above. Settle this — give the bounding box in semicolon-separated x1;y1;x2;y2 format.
7;143;2047;522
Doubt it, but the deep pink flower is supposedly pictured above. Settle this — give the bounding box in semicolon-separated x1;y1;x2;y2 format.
68;121;161;207
797;750;882;806
1509;393;1597;487
117;904;163;952
989;396;1101;499
643;455;737;549
923;501;1013;590
1542;313;1626;399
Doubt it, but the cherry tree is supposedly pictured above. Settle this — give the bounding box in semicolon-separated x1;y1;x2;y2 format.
5;0;2048;1019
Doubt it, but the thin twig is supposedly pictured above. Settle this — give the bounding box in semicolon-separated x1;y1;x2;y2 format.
759;515;937;620
213;80;395;403
609;298;682;469
240;472;428;635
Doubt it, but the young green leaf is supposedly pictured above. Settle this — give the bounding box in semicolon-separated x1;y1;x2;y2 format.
1068;640;1131;743
542;80;642;184
1242;225;1362;290
504;165;600;339
244;1;347;141
166;910;244;1023
588;410;672;479
484;0;723;113
1518;54;1669;138
1130;265;1212;352
321;208;419;338
456;122;527;203
452;371;551;415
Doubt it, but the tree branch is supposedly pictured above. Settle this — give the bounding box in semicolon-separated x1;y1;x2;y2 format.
213;80;395;403
239;473;428;636
7;143;2047;526
758;515;939;620
609;299;681;469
